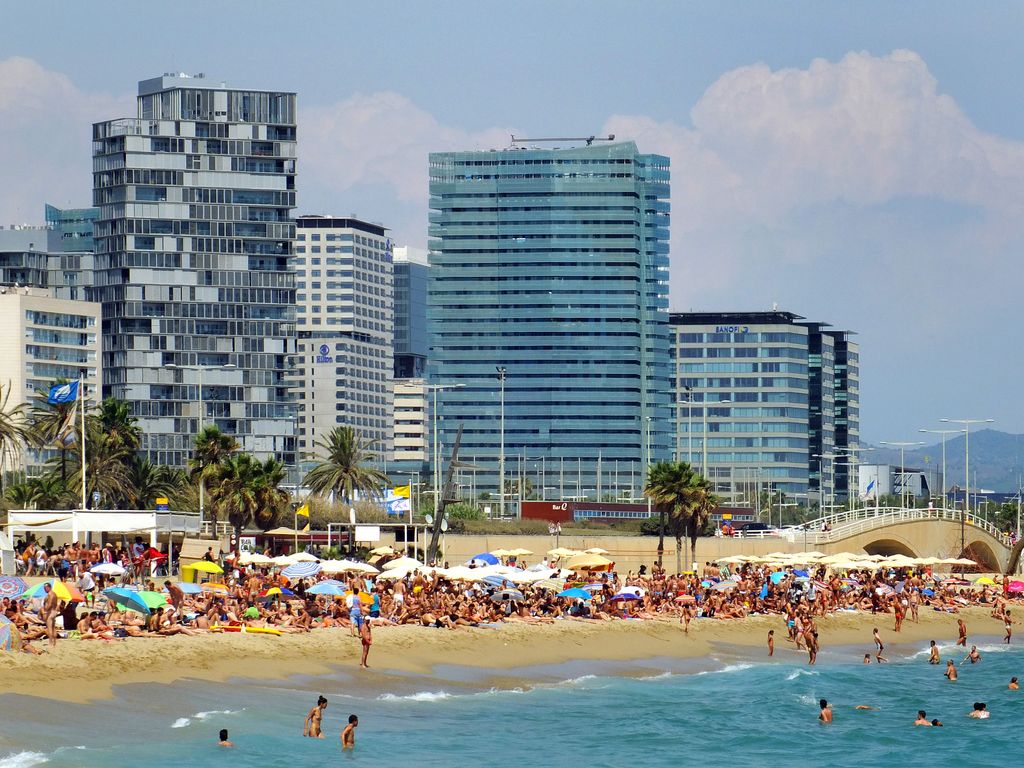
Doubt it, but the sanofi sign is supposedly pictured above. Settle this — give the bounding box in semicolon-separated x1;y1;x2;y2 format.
715;325;750;333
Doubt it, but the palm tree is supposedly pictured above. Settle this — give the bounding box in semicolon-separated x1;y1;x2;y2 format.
0;381;32;492
4;474;73;509
28;382;79;483
685;480;719;569
126;456;183;509
253;457;289;531
63;419;132;509
644;460;707;573
96;397;141;453
302;426;390;503
189;425;239;531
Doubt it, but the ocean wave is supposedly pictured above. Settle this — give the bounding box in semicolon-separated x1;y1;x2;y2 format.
171;709;243;728
558;675;598;686
911;643;1011;658
0;752;48;768
637;671;676;681
379;691;452;702
786;669;819;680
695;663;754;676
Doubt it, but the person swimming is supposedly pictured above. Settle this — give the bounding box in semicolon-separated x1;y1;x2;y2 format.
928;640;940;664
819;699;833;724
341;714;359;748
218;729;233;747
968;702;990;719
945;660;958;681
1010;677;1019;690
914;710;931;726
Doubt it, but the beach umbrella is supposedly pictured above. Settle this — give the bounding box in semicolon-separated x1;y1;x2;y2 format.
489;549;513;557
381;556;423;572
238;553;274;566
508;548;534;557
793;569;809;578
0;576;28;599
532;578;567;591
973;576;996;586
480;574;515;589
282;561;322;580
584;547;610;555
769;571;787;584
700;580;714;588
200;582;230;594
103;587;153;614
89;563;125;577
711;581;738;592
1008;581;1024;594
611;592;640;601
320;559;380;575
565;553;613;571
136;591;169;609
307;581;347;597
556;588;592;600
279;552;320;565
345;590;374;605
184;561;223;575
167;582;202;595
675;594;696;604
921;588;936;597
491;589;525;603
370;546;397;556
547;547;582;558
469;553;499;566
21;580;85;603
0;615;17;652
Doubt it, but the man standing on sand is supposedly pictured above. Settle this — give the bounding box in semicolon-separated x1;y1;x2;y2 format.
957;618;967;647
359;608;372;668
41;583;59;647
304;695;328;737
928;640;940;664
819;699;833;724
873;627;887;663
341;715;358;749
1004;609;1016;644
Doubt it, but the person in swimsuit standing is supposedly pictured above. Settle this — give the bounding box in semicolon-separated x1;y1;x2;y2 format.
304;695;328;737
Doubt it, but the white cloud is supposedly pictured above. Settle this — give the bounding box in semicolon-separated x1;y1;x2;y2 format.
0;57;129;222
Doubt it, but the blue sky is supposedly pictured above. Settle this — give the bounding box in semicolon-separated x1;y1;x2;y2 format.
1;1;1022;443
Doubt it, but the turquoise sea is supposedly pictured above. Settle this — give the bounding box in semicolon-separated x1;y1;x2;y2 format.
2;636;1022;768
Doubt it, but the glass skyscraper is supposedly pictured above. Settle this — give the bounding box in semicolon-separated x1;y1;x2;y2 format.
428;141;671;506
91;73;297;468
392;246;428;380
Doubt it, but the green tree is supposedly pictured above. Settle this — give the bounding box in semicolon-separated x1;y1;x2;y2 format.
302;426;390;503
4;474;73;509
126;457;183;509
63;418;132;509
208;454;289;550
189;425;239;530
252;457;289;531
96;397;141;453
644;460;712;573
0;381;32;492
28;381;79;484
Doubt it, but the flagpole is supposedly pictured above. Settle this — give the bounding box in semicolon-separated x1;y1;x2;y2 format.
80;375;87;510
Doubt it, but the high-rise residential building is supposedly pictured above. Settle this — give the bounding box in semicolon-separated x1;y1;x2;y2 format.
0;286;101;473
291;216;393;462
393;379;427;463
428;141;672;505
0;228;50;287
91;73;298;468
828;329;860;500
392;246;428;379
668;310;859;507
45;204;98;253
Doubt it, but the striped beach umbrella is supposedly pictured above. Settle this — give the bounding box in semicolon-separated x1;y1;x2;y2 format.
282;561;322;580
0;576;28;599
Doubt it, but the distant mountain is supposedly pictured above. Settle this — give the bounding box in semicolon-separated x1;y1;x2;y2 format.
866;429;1024;493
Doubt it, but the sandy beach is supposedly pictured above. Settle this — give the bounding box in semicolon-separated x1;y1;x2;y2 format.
1;607;1009;703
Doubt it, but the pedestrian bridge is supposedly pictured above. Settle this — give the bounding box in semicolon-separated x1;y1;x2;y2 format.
796;506;1014;572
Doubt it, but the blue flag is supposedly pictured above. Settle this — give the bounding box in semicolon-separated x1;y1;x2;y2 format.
47;381;79;404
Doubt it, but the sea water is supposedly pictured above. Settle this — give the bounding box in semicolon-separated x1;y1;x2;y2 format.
2;637;1022;767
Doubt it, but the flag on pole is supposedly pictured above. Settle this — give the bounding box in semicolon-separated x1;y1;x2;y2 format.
860;479;876;502
47;381;79;404
393;485;411;498
296;504;310;518
384;488;411;516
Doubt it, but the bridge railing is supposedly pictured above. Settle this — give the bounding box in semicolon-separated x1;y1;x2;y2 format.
796;506;1012;548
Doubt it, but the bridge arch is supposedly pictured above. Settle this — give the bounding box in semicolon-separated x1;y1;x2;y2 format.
862;538;918;559
962;541;1000;572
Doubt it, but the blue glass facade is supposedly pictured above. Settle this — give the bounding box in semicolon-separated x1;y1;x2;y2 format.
45;204;98;253
393;247;428;379
427;142;671;503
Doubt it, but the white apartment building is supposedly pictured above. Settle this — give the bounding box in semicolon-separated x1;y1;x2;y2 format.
394;378;427;462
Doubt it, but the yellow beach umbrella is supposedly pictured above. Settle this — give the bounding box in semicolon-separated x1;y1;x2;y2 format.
973;576;996;586
584;547;609;555
370;546;396;556
565;553;613;571
509;548;534;557
184;560;224;574
490;549;513;557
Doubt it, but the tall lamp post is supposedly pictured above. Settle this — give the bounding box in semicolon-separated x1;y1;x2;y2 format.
167;362;236;533
879;441;924;508
918;428;965;508
496;367;507;518
701;397;731;483
940;417;995;554
425;382;465;513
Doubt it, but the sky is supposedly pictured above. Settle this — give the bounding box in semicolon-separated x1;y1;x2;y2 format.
1;0;1022;444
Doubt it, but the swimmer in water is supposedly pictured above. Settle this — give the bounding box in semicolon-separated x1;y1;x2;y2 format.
819;699;833;724
968;702;989;719
961;645;981;665
931;719;943;726
914;710;932;726
945;660;958;681
928;640;940;664
341;714;359;749
863;653;872;664
1009;677;1019;690
218;729;233;747
304;695;328;738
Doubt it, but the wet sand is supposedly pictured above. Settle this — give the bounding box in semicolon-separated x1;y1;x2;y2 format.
0;606;1007;702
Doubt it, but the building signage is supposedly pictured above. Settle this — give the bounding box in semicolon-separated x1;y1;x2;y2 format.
715;325;750;333
315;343;333;364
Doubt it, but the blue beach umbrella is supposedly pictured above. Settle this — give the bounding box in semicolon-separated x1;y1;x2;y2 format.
557;588;592;600
793;569;809;578
611;592;640;601
282;562;322;580
103;587;152;615
481;575;515;588
922;588;935;597
307;581;347;597
769;572;787;584
469;553;499;566
0;576;27;600
169;582;203;595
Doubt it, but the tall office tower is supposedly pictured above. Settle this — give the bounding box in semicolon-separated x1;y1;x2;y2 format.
428;141;671;507
392;246;428;379
828;330;860;500
291;216;393;462
91;73;297;468
668;310;859;508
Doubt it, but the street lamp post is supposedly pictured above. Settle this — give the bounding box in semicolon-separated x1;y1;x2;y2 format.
879;441;924;508
425;382;465;514
645;415;653;518
496;367;507;518
167;362;236;534
701;397;731;484
918;428;965;508
940;417;995;554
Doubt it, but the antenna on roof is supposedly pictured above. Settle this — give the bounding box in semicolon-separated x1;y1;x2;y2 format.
510;134;615;147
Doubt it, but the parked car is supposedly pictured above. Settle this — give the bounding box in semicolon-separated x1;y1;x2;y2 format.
736;522;781;538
